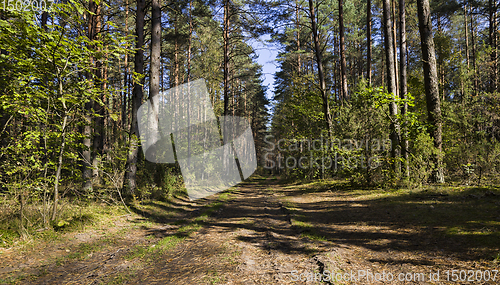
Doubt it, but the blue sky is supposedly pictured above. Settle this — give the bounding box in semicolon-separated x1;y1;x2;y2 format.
250;35;279;101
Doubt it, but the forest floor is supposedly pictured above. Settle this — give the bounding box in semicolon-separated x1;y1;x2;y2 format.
0;176;499;284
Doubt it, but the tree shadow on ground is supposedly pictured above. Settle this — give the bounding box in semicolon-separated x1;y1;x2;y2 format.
277;185;500;261
131;176;500;263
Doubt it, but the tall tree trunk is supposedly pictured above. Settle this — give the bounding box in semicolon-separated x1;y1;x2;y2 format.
19;188;26;238
382;0;401;174
392;0;399;98
123;0;145;198
187;0;193;83
357;42;363;80
174;13;180;89
172;12;180;133
399;0;409;178
105;52;111;153
308;0;332;138
489;0;497;92
223;0;231;116
52;79;67;221
82;0;101;191
102;49;109;153
463;2;469;100
417;0;445;183
339;0;348;102
41;11;48;30
334;33;340;102
187;0;193;165
381;45;385;88
471;6;478;96
464;3;469;70
82;100;92;192
367;0;372;85
436;17;446;101
122;0;129;132
91;1;103;181
232;72;236;116
150;0;162;185
296;0;301;75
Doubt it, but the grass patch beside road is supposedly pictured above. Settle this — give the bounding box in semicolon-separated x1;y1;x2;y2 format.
281;180;500;261
125;189;235;262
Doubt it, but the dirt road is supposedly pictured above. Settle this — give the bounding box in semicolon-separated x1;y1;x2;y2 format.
1;177;498;284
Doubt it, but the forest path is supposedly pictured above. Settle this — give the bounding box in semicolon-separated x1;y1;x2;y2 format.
1;176;499;284
1;177;321;284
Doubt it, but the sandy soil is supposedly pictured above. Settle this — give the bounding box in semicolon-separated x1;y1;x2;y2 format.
0;177;498;284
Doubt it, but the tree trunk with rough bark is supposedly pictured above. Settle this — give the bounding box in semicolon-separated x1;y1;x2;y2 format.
392;0;399;99
296;0;301;75
471;6;478;96
91;1;103;181
339;0;348;101
399;0;409;178
122;0;130;132
123;0;146;198
223;0;231;116
308;0;332;139
382;0;401;174
489;0;497;92
82;0;101;191
464;3;469;70
417;0;445;183
367;0;372;85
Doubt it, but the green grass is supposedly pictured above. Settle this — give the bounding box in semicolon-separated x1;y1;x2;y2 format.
291;220;328;242
125;234;188;261
368;186;500;248
156;235;185;251
292;220;313;229
125;190;235;262
221;249;241;265
193;214;210;223
494;252;500;264
125;231;188;261
300;232;328;242
283;180;500;259
52;235;122;267
0;199;129;248
178;223;202;233
66;241;101;260
124;244;149;260
107;272;137;285
105;265;140;284
205;269;225;284
0;273;34;284
1;182;238;281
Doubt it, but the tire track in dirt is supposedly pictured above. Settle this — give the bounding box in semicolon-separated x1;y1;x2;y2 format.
7;177;324;284
118;177;326;284
7;177;496;284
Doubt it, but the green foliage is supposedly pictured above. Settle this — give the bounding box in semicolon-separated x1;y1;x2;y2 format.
268;0;500;188
335;85;422;186
0;195;126;247
135;161;185;201
443;92;500;185
408;131;440;187
0;0;135;233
